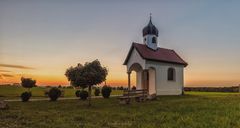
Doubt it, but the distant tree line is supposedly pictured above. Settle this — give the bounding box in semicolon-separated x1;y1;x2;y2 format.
51;85;130;90
184;86;240;92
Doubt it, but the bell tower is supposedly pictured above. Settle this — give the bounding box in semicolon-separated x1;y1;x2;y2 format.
142;14;159;50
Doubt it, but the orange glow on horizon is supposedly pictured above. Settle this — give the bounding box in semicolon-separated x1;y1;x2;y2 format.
0;59;239;87
1;72;240;87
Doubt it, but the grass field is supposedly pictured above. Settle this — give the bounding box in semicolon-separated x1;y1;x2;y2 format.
1;89;240;128
0;85;123;100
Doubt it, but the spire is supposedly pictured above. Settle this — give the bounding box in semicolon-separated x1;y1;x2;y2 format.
149;13;152;23
148;13;153;25
142;14;159;37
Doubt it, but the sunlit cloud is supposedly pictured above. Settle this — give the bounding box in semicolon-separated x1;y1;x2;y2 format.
0;70;11;72
1;73;14;77
0;64;34;69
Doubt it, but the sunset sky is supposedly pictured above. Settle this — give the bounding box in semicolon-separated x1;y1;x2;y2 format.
0;0;240;87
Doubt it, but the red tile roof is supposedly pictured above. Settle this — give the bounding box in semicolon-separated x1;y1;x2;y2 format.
123;42;188;67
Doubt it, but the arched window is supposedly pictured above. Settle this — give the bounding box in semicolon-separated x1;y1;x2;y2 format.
168;68;175;81
152;37;156;43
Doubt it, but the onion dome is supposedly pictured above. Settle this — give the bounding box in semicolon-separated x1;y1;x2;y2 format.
142;16;159;37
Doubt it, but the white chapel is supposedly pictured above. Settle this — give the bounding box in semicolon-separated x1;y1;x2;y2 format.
123;16;188;96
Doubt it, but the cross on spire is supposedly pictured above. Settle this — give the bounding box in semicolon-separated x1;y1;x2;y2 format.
150;13;152;22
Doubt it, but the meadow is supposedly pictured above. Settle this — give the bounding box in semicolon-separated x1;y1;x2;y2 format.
1;87;240;128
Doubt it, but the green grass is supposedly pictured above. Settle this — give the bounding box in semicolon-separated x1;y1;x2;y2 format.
186;91;239;96
1;92;240;128
0;86;123;100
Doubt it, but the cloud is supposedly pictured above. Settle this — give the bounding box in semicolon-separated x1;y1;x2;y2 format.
1;73;14;77
0;70;11;72
0;64;34;69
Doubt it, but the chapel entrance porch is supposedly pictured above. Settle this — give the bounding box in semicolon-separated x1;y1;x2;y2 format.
127;63;156;96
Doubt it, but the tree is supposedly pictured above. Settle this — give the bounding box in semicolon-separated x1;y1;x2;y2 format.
65;60;108;106
21;77;36;92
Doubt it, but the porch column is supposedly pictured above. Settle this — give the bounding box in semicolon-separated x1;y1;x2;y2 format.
127;71;131;90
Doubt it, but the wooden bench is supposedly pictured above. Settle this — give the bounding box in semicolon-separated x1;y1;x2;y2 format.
118;89;148;104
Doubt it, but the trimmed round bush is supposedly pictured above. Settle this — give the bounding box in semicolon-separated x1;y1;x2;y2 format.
44;90;49;97
79;90;88;100
48;87;61;101
75;90;81;97
21;92;31;102
94;88;100;96
101;86;112;98
132;86;136;90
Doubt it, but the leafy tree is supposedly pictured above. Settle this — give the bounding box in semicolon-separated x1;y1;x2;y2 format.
65;60;108;106
21;77;36;92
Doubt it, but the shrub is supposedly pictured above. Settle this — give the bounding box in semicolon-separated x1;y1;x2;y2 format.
101;86;112;98
132;86;136;90
118;86;124;90
79;90;88;100
75;90;81;97
21;92;31;102
60;90;64;97
94;88;100;96
48;87;61;101
44;90;49;97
